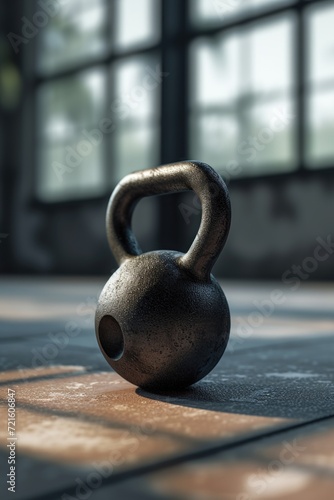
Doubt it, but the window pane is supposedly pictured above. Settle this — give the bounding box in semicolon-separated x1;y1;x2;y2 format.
114;0;161;50
190;34;241;107
190;15;294;110
189;112;240;170
37;141;106;201
307;2;334;85
248;16;294;95
240;98;296;173
36;68;107;201
189;15;295;175
113;123;160;180
190;99;296;176
38;0;108;74
112;56;160;122
306;89;334;167
191;0;294;26
37;68;106;141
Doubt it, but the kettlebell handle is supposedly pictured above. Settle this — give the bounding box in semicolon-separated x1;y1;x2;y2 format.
106;161;231;281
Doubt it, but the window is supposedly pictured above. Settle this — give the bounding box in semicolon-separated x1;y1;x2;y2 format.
34;0;334;201
189;0;334;178
35;0;161;201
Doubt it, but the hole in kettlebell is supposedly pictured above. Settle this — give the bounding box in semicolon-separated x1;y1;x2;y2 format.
98;315;124;361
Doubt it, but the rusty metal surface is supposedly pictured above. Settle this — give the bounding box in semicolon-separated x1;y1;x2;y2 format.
96;162;231;391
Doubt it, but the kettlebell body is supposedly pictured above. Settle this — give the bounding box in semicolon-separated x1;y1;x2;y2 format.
95;161;231;392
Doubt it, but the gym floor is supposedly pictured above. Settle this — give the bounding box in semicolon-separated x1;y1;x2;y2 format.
0;278;333;500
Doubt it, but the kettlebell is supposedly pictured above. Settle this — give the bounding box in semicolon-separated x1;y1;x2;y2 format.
95;161;231;392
